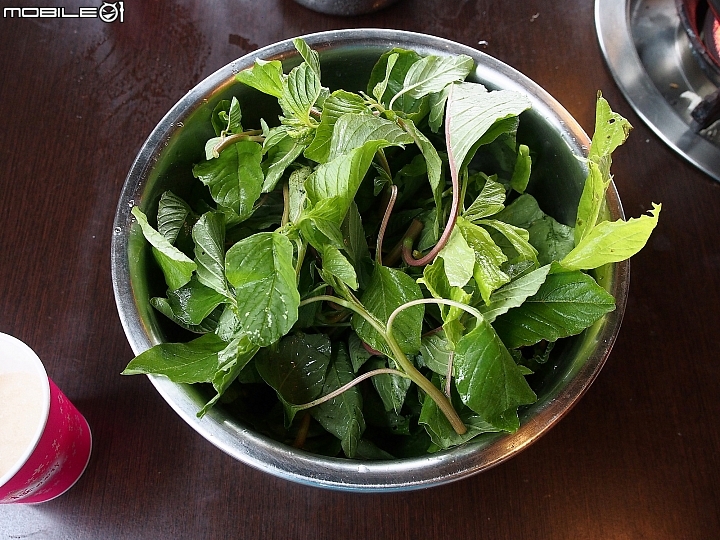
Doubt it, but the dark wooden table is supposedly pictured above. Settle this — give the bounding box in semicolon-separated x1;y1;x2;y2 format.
1;0;719;538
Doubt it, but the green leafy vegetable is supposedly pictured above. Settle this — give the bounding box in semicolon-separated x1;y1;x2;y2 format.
124;39;660;459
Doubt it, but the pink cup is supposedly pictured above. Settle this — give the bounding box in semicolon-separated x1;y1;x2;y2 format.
0;333;92;504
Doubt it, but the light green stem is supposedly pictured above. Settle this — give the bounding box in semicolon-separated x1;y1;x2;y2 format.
299;294;467;435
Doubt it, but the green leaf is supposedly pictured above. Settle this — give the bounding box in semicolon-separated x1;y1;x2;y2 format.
328;114;414;161
574;160;609;245
262;134;306;192
255;333;332;422
293;37;321;77
510;143;532;193
151;297;222;333
561;204;661;271
417;257;471;327
588;94;632;178
192;212;230;298
122;332;227;383
279;62;321;130
352;264;424;356
163;276;227;326
456;216;509;303
320;244;358;290
446;82;531;171
400;118;443;231
529;216;575;265
367;48;423;110
463;175;506;222
493;270;616;348
478;264;551;322
225;232;300;346
348;333;373;373
298;196;346;249
192;140;264;219
389;54;474;110
372;52;399;102
419;383;506;449
419;331;453;376
437;226;475;288
157;191;193;244
428;85;450;133
479;219;538;264
304;90;369;163
454;319;537;422
306;139;393;224
493;193;545;229
198;335;260;417
310;346;365;458
131;207;196;291
366;358;412;415
288;165;312;224
235;59;285;99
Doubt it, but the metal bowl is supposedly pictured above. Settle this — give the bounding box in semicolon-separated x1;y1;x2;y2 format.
111;29;628;491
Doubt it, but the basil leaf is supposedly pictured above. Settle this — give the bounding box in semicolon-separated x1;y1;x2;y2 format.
255;333;332;421
306;139;394;224
192;140;264;219
528;215;575;265
235;59;285;99
304;90;369;163
454;319;537;422
478;264;551;323
121;332;227;383
192;212;231;298
366;358;412;415
389;54;474;109
437;226;475;288
456;216;509;303
131;206;196;291
279;62;321;132
319;244;358;290
163;276;227;326
493;270;616;348
225;232;300;347
157;191;193;244
463;175;506;222
151;297;222;334
293;37;321;77
198;335;260;417
420;385;506;449
311;346;365;458
352;264;424;356
510;143;532;193
561;204;661;271
262;134;305;192
446;82;531;171
328;114;414;161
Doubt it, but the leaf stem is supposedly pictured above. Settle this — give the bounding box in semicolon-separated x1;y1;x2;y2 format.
298;294;467;434
292;368;409;411
402;84;461;267
212;129;264;155
376;184;398;266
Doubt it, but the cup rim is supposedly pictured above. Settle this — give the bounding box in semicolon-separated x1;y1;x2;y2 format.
0;333;52;488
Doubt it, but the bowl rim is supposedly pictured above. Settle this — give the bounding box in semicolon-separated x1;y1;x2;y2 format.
111;28;629;491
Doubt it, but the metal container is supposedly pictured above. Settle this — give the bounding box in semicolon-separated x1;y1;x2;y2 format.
111;29;629;491
293;0;401;15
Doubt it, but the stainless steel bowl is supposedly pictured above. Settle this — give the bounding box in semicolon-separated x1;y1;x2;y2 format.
293;0;401;16
111;29;629;491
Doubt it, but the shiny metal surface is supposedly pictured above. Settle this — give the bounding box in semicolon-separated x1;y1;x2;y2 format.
293;0;400;15
111;28;629;491
595;0;720;182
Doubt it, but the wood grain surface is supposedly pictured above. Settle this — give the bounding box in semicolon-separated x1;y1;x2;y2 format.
1;0;719;538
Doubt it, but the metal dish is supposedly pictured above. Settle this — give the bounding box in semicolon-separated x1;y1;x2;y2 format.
111;28;629;491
